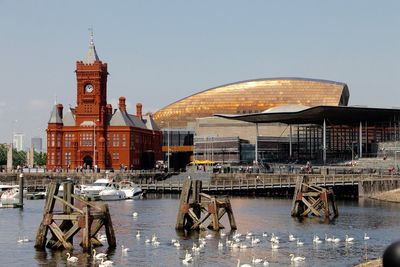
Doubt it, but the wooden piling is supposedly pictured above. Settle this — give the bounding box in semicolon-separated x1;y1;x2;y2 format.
291;176;339;219
175;179;237;231
34;181;116;251
19;173;24;208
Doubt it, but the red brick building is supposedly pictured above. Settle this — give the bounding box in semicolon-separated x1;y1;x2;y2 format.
46;36;162;170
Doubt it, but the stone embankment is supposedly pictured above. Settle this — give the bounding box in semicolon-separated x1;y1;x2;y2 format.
370;188;400;203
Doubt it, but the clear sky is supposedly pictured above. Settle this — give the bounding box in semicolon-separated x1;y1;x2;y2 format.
0;1;399;147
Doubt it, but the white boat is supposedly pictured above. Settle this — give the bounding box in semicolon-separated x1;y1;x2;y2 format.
99;183;126;201
0;184;21;197
80;179;111;198
1;187;27;204
119;181;144;199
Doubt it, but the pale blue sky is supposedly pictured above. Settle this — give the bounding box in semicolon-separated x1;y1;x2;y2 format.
0;1;399;147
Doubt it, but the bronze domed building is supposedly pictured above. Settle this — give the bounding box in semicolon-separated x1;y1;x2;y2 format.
154;78;349;129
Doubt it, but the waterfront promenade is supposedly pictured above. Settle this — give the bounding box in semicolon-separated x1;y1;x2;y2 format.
1;170;400;198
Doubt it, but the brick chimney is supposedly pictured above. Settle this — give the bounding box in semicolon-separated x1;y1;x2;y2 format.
136;103;142;118
106;104;113;115
56;104;63;119
118;97;126;112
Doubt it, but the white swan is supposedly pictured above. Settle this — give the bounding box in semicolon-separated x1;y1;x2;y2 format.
271;243;280;249
185;250;192;260
297;239;304;246
270;235;279;244
263;258;269;266
151;234;158;243
239;243;248;249
364;233;370;240
192;243;201;252
93;249;107;260
218;241;224;248
262;232;268;237
174;240;181;247
345;235;354;243
290;254;305;262
252;256;263;264
121;245;130;252
251;237;261;245
66;253;78;263
325;234;333;242
182;250;193;264
237;259;252;267
220;231;226;237
99;258;114;266
332;236;341;243
289;233;296;242
313;235;322;244
136;230;141;238
132;212;138;218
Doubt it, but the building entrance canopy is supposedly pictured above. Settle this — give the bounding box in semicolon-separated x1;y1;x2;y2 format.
215;105;400;125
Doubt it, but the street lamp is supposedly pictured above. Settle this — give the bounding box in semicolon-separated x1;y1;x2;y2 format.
161;121;170;172
92;119;99;170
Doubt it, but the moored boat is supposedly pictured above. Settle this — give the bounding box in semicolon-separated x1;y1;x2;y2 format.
99;183;126;201
80;178;110;198
119;181;145;199
1;187;27;204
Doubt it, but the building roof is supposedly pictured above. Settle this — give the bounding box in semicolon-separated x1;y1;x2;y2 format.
127;114;147;128
108;109;149;129
109;109;134;126
63;108;76;126
48;105;63;124
153;77;349;129
142;114;160;131
215;105;400;125
85;34;100;64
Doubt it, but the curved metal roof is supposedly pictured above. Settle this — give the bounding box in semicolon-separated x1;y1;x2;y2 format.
216;106;400;125
154;77;349;129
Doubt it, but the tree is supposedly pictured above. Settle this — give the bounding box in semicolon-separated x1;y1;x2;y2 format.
0;144;7;166
13;149;26;167
34;151;47;167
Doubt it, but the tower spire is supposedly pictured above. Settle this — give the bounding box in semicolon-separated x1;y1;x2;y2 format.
85;27;100;64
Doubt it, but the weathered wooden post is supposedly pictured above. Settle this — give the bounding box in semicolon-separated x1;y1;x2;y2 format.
19;173;24;208
175;178;192;230
82;206;92;251
35;182;59;249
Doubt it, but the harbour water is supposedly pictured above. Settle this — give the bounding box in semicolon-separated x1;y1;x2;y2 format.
1;195;399;267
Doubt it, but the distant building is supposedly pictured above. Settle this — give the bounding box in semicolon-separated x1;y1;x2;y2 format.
13;133;24;151
46;35;162;170
31;137;43;152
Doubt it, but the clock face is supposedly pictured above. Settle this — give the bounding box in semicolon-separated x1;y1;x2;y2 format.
85;84;94;93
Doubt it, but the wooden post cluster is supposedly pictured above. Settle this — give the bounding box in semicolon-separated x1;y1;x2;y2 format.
291;176;338;218
175;178;237;231
35;181;116;251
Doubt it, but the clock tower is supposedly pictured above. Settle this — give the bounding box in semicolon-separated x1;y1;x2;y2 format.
75;34;108;126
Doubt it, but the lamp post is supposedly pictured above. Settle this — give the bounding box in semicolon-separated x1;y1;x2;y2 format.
167;122;170;172
92;120;99;170
161;121;170;172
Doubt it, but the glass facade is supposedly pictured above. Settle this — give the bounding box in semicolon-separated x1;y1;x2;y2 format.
162;130;194;146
